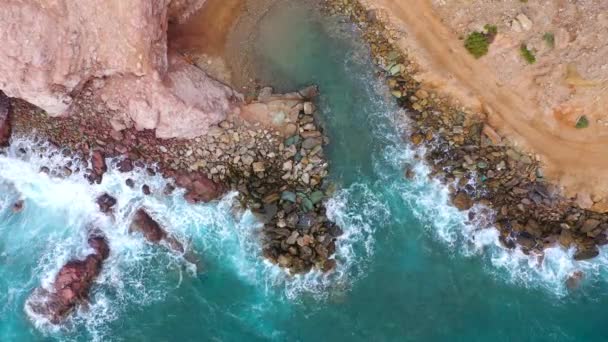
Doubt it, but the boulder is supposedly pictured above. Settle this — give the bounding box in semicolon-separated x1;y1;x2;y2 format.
181;173;224;203
452;192;473;211
573;245;600;260
130;209;167;243
96;193;117;214
90;151;107;183
0;91;11;147
26;234;109;324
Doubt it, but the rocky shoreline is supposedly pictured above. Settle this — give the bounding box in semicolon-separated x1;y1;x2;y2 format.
1;80;341;323
8;81;340;275
324;0;608;266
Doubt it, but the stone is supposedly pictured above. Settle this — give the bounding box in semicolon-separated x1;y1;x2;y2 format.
516;14;533;31
91;151;107;181
302;137;323;149
581;219;601;233
303;102;315;115
252;161;266;173
281;191;297;203
282;160;293;171
566;271;584;290
130;209;166;243
286;231;299;245
452;192;473;211
410;133;424;146
96;193;117;214
309;191;324;204
118;159;134;173
574;246;599;260
142;185;151;195
126;179;135;188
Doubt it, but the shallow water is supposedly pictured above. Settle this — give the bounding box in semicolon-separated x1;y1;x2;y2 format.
3;1;608;341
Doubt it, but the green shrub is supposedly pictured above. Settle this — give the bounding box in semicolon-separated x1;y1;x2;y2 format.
465;32;490;58
543;32;555;48
575;115;589;129
520;44;536;64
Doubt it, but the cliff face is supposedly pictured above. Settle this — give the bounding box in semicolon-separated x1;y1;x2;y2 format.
0;0;240;138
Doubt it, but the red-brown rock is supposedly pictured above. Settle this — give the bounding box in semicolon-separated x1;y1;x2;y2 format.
26;234;109;324
130;209;166;243
0;90;11;147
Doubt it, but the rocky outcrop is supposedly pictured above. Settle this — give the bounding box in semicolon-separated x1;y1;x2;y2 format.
0;0;241;139
129;209;187;256
0;91;11;146
175;172;225;203
26;233;110;324
96;194;117;214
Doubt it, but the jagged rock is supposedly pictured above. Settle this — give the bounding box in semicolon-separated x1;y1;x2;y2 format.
26;233;109;324
130;209;167;243
96;193;117;214
0;0;241;138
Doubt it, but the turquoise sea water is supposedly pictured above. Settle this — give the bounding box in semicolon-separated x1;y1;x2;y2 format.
3;1;608;341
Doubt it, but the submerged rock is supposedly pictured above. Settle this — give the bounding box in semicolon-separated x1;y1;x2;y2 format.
96;193;117;214
130;209;167;243
11;199;24;213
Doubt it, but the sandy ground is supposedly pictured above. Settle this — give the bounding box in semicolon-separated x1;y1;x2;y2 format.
362;0;608;209
168;0;245;84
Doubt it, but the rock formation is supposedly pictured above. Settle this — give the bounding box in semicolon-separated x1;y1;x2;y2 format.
26;233;110;324
0;91;11;146
130;209;187;256
0;0;241;139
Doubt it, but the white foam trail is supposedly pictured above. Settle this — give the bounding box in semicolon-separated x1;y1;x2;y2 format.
390;139;608;297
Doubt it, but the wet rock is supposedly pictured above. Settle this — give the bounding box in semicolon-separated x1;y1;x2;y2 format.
26;233;109;324
573;245;599;260
182;173;224;203
142;184;151;195
129;209;166;243
96;193;117;214
118;159;134;172
125;178;135;188
90;151;107;183
11;199;24;213
452;192;473;211
566;271;584;290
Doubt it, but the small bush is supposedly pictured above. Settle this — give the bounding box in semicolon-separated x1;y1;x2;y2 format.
465;32;490;58
520;44;536;64
575;116;589;129
543;32;555;48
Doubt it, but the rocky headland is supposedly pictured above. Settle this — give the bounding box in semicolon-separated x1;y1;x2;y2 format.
0;0;343;324
324;0;608;266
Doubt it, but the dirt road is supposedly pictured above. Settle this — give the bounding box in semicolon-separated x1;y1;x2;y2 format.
366;0;608;202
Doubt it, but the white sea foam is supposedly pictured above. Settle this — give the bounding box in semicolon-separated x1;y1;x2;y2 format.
0;135;383;340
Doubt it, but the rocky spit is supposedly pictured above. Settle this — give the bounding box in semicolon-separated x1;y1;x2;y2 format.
325;0;608;265
2;83;340;323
